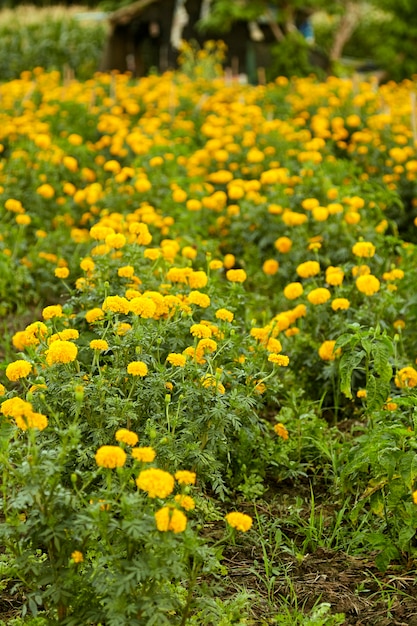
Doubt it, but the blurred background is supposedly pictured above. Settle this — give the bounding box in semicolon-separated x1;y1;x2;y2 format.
0;1;414;83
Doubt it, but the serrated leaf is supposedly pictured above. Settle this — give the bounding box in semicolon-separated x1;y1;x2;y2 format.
339;350;365;398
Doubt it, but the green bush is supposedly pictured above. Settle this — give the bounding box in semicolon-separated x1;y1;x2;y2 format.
0;14;107;81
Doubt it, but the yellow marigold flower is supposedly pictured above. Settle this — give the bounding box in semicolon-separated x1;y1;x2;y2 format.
42;304;64;320
85;308;105;323
274;236;292;253
296;261;320;278
115;428;139;446
182;246;197;260
225;512;253;532
356;274;380;296
331;298;350;311
102;295;130;315
136;468;175;498
412;491;417;505
127;361;148;377
282;210;307;226
209;259;223;270
90;339;109;351
274;423;289;440
175;494;195;510
144;248;161;261
16;214;31;226
352;241;376;258
200;375;225;394
302;198;319;211
267;337;282;353
307;288;331;305
116;322;132;336
45;340;78;365
190;323;212;339
325;266;344;286
312;207;329;222
268;353;290;366
393;319;405;330
55;267;69;279
175;470;196;485
166;353;187;367
129;296;157;318
215;308;234;322
155;506;187;533
71;551;84;564
36;183;55;199
15;410;48;431
23;321;48;344
283;282;303;300
357;389;367;398
5;198;24;213
383;269;405;281
48;329;79;344
226;269;247;283
223;254;235;269
80;257;95;273
196;338;217;354
352;264;371;278
188;270;208;289
395;367;417;388
188;291;211;308
118;265;135;278
318;340;341;361
95;445;126;468
105;233;126;249
0;384;5;396
6;360;32;381
131;446;156;463
1;397;32;419
262;259;279;275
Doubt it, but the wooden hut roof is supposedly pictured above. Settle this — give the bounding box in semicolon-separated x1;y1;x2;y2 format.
109;0;160;26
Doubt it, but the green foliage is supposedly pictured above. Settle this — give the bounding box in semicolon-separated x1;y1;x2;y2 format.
0;15;107;81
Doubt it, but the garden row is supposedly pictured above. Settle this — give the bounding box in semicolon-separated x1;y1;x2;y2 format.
1;57;417;624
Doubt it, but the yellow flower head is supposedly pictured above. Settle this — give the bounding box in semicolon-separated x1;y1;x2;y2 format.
274;236;292;253
318;340;341;361
226;269;247;283
296;261;320;279
395;366;417;388
262;259;279;275
95;445;126;468
331;298;350;311
46;340;78;365
215;308;234;322
55;267;69;279
127;361;148;377
274;423;289;440
155;506;187;533
355;274;380;296
131;446;156;463
283;282;303;300
175;470;197;485
166;353;187;367
352;241;376;258
42;304;64;320
190;323;212;339
225;511;253;532
71;551;84;564
174;495;195;510
268;353;290;366
90;339;109;351
136;468;175;498
307;288;331;305
6;360;32;382
85;308;105;323
115;429;139;446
